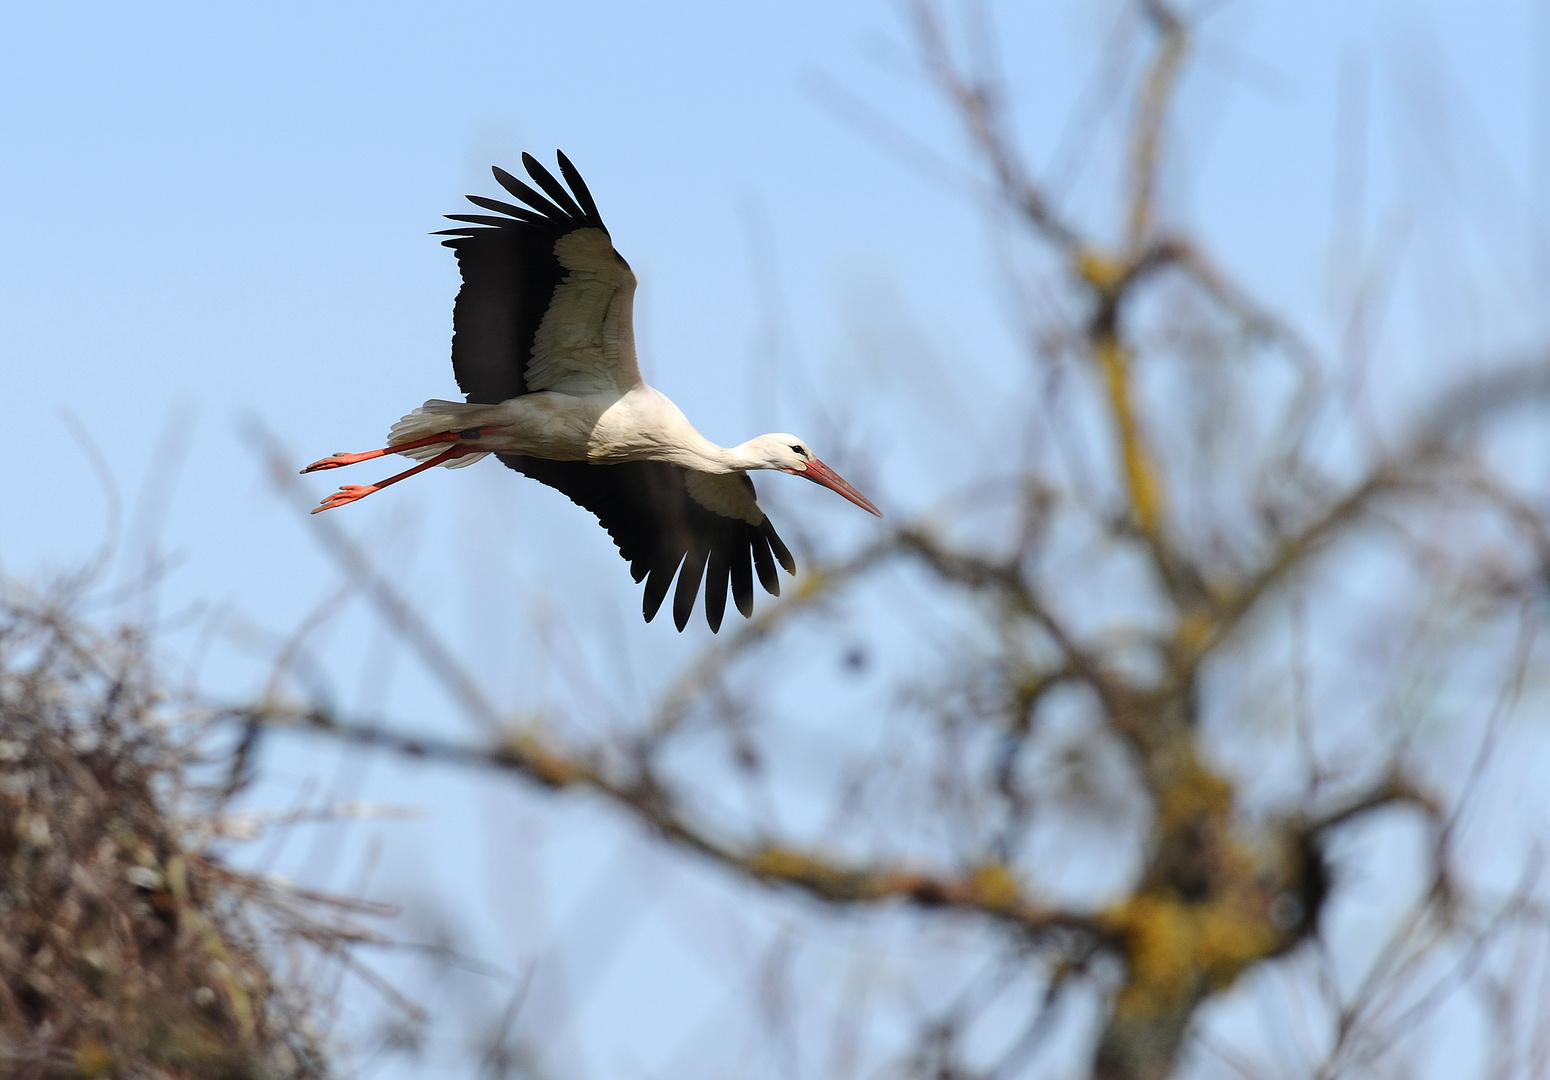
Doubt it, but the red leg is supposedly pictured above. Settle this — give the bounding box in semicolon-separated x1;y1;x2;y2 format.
301;426;503;473
312;444;474;513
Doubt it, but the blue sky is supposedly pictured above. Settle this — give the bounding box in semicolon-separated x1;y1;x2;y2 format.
1;1;1545;1075
0;0;1540;628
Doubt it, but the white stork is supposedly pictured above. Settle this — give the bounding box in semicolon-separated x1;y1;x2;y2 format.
304;151;881;632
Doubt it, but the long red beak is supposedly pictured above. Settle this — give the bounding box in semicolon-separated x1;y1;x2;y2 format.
797;459;883;517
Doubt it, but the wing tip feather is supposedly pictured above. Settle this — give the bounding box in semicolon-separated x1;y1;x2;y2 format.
523;153;585;219
762;520;797;576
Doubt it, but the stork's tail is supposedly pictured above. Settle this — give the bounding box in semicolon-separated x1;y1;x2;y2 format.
387;400;505;469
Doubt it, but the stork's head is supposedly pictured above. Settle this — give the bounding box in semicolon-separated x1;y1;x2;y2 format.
743;434;883;517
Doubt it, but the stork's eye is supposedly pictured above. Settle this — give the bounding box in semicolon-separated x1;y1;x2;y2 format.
790;444;807;457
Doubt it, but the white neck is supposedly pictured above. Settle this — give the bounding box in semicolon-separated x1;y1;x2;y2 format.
621;387;770;473
661;432;766;474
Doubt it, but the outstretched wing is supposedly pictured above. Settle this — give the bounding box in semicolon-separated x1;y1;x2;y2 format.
498;455;797;632
437;151;641;402
447;154;794;630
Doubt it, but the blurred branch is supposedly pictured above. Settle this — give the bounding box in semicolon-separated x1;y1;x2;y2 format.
1316;856;1543;1080
1160;238;1324;368
894;526;1112;695
645;520;1113;749
225;702;1106;944
1308;773;1443;835
912;0;1082;252
914;0;1189;602
1127;1;1187;252
1177;356;1550;679
1094;325;1171;559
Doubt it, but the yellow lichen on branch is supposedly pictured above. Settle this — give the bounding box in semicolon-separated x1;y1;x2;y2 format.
1102;894;1194;1017
744;845;888;901
1094;722;1292;1026
968;862;1021;910
1101;890;1278;1020
497;729;591;788
1076;248;1128;292
1096;331;1166;538
741;846;1085;933
1153;755;1233;835
1171;607;1217;662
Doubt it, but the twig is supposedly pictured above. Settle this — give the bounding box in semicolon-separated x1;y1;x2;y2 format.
245;421;503;734
1127;1;1188;252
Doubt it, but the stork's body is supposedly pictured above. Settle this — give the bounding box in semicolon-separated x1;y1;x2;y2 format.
385;386;806;474
305;152;879;632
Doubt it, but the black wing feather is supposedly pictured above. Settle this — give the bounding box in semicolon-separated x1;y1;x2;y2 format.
704;550;730;633
751;537;780;597
522;152;586;219
441;154;609;405
496;455;794;632
555;151;602;221
762;520;797;576
491;165;565;217
464;195;545;222
674;548;709;632
729;543;755;618
444;214;528;229
641;554;679;622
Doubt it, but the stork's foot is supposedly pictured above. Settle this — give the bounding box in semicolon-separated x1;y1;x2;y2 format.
312;485;380;513
303;450;384;473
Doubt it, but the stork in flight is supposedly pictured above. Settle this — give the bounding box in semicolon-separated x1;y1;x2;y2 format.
304;151;881;632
